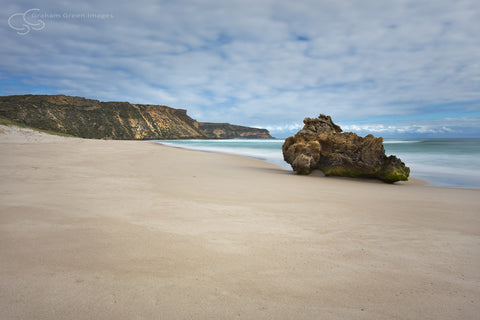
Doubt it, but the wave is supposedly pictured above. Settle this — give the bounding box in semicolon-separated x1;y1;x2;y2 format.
157;140;289;169
383;139;422;144
155;138;480;188
163;139;284;144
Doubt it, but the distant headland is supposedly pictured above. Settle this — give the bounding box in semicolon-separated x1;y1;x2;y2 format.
0;94;273;140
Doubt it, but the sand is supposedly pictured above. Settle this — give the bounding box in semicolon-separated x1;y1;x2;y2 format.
1;124;479;319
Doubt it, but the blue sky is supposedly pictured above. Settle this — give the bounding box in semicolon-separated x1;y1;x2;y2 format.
1;0;480;138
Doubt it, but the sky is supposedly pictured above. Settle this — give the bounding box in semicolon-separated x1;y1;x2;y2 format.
1;0;480;138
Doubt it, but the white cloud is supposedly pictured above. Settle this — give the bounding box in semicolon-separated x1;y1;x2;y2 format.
264;117;480;138
1;0;479;137
338;118;480;137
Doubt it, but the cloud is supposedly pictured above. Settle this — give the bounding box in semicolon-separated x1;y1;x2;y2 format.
339;117;480;138
1;0;480;137
262;117;480;138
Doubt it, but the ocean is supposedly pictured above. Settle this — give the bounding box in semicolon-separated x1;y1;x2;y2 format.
155;138;480;189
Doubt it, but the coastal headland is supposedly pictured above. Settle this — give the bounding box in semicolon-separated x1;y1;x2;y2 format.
1;125;479;319
0;94;272;139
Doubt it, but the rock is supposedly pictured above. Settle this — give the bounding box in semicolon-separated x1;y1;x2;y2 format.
0;94;273;140
282;114;410;183
198;122;272;139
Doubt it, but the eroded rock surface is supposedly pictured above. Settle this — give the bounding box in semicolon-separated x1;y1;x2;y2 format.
0;94;273;140
282;114;410;183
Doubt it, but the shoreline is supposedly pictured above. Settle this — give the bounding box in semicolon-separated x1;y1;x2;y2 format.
1;125;479;319
157;139;434;188
156;140;466;190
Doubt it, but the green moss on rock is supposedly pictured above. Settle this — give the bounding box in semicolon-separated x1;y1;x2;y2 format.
283;114;410;183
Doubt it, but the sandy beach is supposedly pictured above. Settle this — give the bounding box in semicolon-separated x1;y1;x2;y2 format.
1;124;479;319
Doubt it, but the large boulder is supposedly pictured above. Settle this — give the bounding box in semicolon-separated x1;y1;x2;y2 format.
282;114;410;183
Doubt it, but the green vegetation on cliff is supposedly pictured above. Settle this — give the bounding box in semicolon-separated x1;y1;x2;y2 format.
198;122;272;139
0;116;76;137
0;95;272;140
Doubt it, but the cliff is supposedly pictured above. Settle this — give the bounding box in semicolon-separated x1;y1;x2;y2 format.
198;122;272;139
0;95;273;140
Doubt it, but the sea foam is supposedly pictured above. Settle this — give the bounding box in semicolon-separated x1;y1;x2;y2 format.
155;138;480;188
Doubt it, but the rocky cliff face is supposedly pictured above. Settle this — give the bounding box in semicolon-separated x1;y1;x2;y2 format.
198;122;272;139
282;114;410;183
0;95;273;140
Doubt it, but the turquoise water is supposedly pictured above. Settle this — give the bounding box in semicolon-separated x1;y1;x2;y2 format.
155;138;480;189
383;139;480;188
158;139;287;168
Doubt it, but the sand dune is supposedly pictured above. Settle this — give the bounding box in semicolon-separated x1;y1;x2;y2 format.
1;125;479;319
